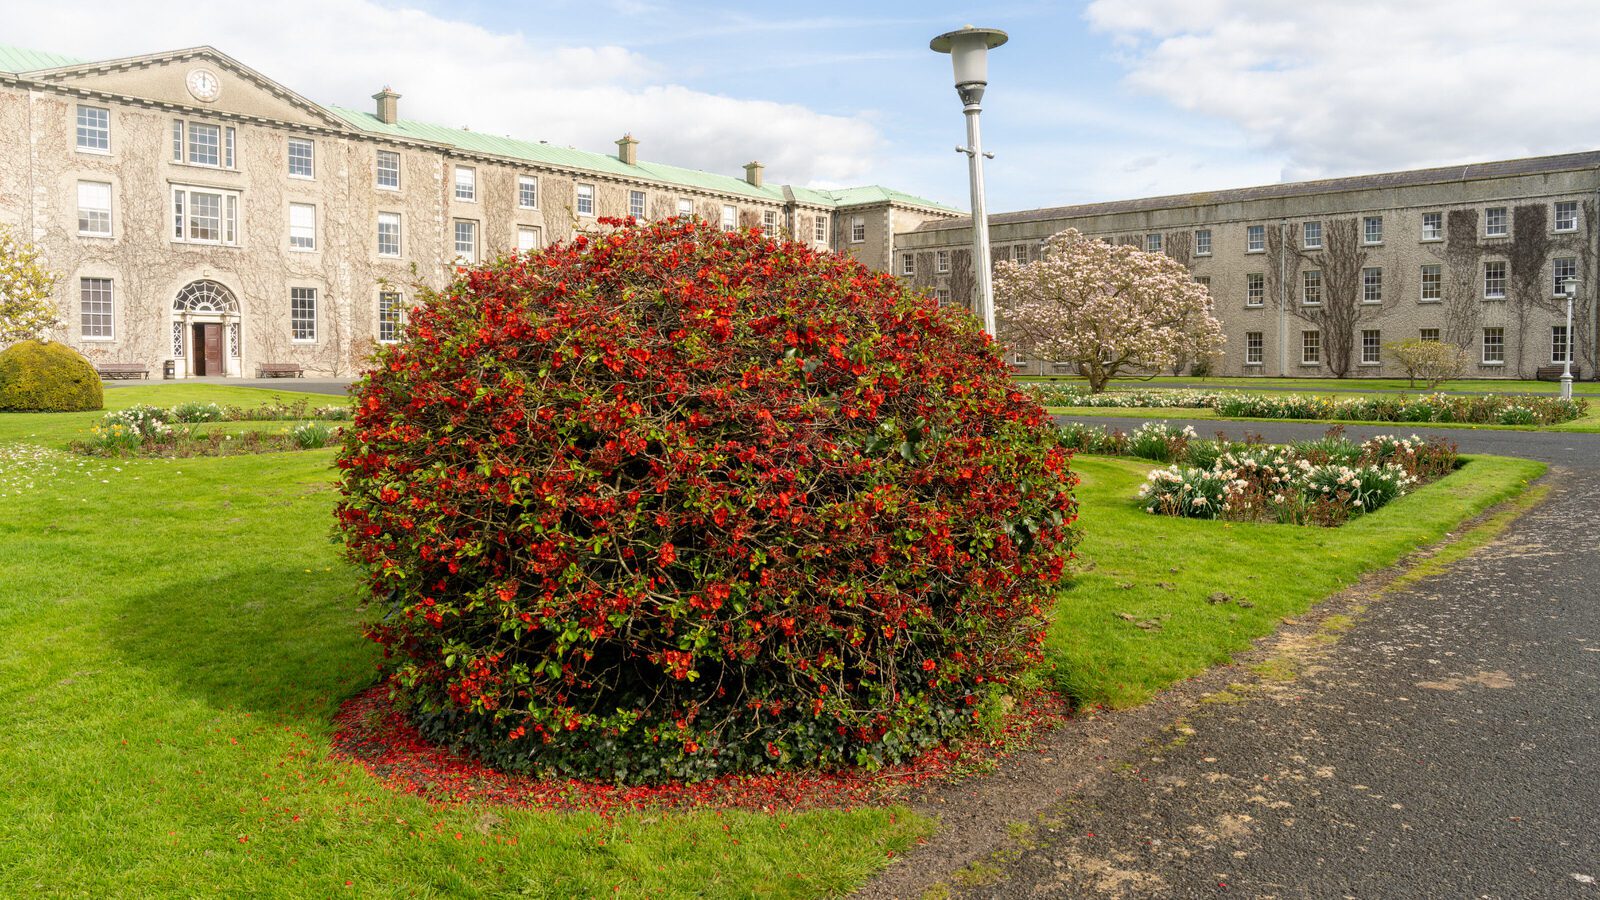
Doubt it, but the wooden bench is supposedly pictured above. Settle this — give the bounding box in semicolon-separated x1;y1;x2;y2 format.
95;363;150;380
255;363;305;378
1535;364;1584;382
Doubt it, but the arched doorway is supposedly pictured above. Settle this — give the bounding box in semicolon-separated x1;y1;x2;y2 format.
171;280;241;377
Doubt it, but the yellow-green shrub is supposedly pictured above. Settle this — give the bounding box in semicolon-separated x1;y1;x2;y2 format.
0;340;104;412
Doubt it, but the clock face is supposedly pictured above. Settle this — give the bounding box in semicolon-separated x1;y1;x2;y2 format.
186;68;220;102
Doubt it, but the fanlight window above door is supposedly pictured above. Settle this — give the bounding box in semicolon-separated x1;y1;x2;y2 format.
173;280;239;314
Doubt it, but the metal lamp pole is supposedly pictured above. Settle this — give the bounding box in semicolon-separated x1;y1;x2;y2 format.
931;25;1008;339
1561;279;1577;400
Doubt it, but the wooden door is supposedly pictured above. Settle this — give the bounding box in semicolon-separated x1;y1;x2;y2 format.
193;323;223;376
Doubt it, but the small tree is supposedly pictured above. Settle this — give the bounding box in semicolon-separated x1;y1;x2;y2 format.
996;228;1224;392
1386;338;1465;389
0;226;60;345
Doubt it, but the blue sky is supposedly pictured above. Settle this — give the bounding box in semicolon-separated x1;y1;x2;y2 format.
10;0;1599;213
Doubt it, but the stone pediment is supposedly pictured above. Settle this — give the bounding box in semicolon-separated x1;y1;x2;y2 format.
22;47;351;132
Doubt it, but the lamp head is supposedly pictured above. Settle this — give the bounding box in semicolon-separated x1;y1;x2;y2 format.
1566;278;1580;298
931;25;1008;106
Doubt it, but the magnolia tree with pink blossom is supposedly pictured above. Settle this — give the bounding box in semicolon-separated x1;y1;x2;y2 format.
995;228;1225;393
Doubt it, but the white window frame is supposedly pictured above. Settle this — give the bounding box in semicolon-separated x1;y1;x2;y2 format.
1481;327;1505;364
1302;221;1322;249
1362;267;1382;304
79;276;114;340
1483;260;1507;299
170;185;240;246
1420;265;1443;302
519;176;539;210
287;138;315;179
288;203;317;251
1420;328;1441;343
1246;225;1265;253
454;219;478;263
187;121;222;167
454;165;476;202
76;105;110;154
1302;269;1322;306
376;150;401;190
902;253;915;276
576;183;595;217
935;288;951;304
1363;216;1383;245
1145;233;1162;253
850;215;866;243
1194;229;1212;256
1245;331;1264;366
1246;273;1265;307
936;249;950;273
678;198;695;219
1554;201;1579;233
377;212;401;257
1552;324;1571;363
77;181;112;237
1554;256;1578;297
721;205;737;232
630;190;647;220
377;291;405;344
290;287;317;343
1421;212;1443;241
762;209;779;236
815;214;829;244
1302;330;1321;365
517;225;542;253
1361;329;1382;365
1485;207;1508;237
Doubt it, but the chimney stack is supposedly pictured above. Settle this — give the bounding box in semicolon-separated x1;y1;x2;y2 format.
372;87;400;125
743;161;764;187
616;134;639;166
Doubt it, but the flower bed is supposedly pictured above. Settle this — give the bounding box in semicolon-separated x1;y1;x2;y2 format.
1060;422;1458;526
1035;385;1586;425
71;405;339;457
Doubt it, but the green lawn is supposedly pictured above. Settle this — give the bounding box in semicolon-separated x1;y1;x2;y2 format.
1020;374;1600;395
1045;403;1600;433
0;385;1545;896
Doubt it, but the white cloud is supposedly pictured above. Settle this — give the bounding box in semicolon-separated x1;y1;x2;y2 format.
1085;0;1600;179
5;0;884;186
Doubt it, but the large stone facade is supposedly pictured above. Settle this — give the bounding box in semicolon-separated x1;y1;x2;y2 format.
899;155;1600;381
0;45;957;378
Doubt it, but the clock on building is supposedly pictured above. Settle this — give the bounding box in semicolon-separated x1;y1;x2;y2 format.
186;68;220;102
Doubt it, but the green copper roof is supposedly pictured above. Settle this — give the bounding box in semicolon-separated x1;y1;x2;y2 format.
803;185;960;212
0;45;85;74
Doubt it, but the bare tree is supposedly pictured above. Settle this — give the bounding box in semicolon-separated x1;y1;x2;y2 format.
1283;218;1375;377
1507;204;1555;374
1439;209;1484;348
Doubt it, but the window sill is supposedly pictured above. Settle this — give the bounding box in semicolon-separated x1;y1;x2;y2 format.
81;335;116;342
1195;252;1213;257
1420;237;1444;243
288;174;315;182
1299;362;1322;367
1480;362;1505;367
171;241;240;249
172;161;236;173
1245;362;1264;367
1303;245;1322;251
78;232;114;240
1483;296;1506;302
1245;249;1265;254
519;205;539;212
1418;298;1442;304
1362;301;1383;305
1363;242;1384;247
455;197;477;204
378;253;401;260
1245;304;1265;309
76;147;112;156
1359;362;1382;367
376;184;401;192
291;339;317;345
289;247;317;254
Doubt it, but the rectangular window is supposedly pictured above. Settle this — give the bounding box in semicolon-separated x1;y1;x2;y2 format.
935;288;951;304
1195;229;1212;256
76;105;109;152
1420;264;1443;302
290;287;317;342
850;216;865;243
1553;325;1571;363
1363;216;1383;244
1362;329;1382;365
814;214;828;243
936;249;950;273
77;181;112;237
1245;331;1263;365
187;122;220;167
678;198;695;219
454;219;477;262
1555;200;1579;232
376;150;401;189
1485;207;1508;237
1145;232;1162;253
454;166;476;202
80;277;114;340
378;291;404;343
1421;212;1442;241
1302;269;1323;305
287;138;314;178
902;253;915;276
1554;256;1577;295
224;127;235;169
172;120;182;161
171;186;239;245
517;225;542;252
1362;267;1383;304
631;190;647;220
1484;260;1507;299
1302;221;1322;249
1246;224;1265;252
721;205;737;232
1246;273;1265;307
763;209;779;236
1195;275;1212;289
1482;327;1505;364
289;203;316;251
1302;330;1321;365
377;212;401;257
1420;328;1440;342
576;184;595;216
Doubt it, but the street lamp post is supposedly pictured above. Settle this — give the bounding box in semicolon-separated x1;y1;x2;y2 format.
931;25;1008;339
1561;279;1577;400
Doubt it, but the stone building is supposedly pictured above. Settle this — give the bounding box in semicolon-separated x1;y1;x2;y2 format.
0;44;957;378
899;154;1600;381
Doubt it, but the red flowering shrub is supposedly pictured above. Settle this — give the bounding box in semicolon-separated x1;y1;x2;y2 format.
335;217;1077;782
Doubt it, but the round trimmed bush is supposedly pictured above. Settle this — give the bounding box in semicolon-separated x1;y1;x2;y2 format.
336;218;1078;782
0;339;103;412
